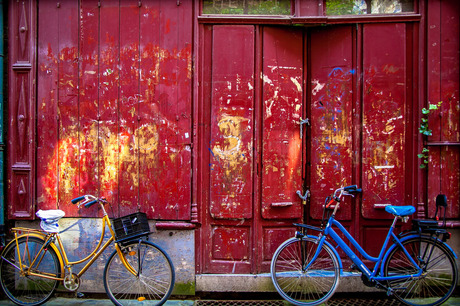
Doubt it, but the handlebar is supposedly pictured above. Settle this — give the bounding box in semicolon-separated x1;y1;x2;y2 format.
71;195;106;208
325;185;362;209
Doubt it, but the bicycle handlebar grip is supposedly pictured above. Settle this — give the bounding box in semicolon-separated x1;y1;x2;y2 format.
84;200;98;208
71;196;86;204
344;185;362;194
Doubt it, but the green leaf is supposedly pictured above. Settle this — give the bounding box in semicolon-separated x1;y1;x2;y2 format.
423;130;432;136
429;104;438;110
420;164;426;169
422;148;429;153
417;154;424;158
422;108;430;114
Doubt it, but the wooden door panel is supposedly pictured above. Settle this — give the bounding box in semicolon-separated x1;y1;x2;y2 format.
261;27;303;220
362;23;407;219
426;0;459;220
209;25;255;220
309;26;354;221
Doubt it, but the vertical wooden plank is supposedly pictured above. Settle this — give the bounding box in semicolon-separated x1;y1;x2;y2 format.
99;0;120;215
119;0;140;214
139;0;160;218
56;1;80;212
73;0;99;216
362;23;406;219
261;27;303;220
37;1;58;210
309;26;353;220
139;0;192;220
209;25;254;220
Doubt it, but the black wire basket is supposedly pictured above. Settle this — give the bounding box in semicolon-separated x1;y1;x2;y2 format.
112;212;150;244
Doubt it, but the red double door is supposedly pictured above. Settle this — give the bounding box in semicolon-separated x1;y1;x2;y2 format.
198;23;417;274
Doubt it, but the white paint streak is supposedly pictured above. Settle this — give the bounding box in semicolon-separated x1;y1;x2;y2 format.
312;79;325;96
290;77;302;92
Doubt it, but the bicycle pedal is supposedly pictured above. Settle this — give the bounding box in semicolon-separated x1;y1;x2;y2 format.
76;292;85;298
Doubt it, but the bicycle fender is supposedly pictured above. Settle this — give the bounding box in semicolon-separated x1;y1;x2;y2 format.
306;234;343;272
380;234;458;272
3;233;65;277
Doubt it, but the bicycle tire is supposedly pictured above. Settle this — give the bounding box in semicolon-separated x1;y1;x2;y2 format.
383;235;458;306
270;237;340;306
103;239;175;306
0;236;61;306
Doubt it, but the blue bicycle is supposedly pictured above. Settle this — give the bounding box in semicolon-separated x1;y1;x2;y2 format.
270;185;458;306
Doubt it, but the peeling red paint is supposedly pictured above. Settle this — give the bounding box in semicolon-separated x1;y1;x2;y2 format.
36;0;193;219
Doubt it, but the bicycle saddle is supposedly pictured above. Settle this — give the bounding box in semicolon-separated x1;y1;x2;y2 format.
385;205;415;217
36;209;65;232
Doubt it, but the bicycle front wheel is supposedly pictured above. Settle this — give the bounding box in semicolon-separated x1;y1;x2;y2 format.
104;240;175;306
270;237;340;306
383;236;458;306
0;236;61;306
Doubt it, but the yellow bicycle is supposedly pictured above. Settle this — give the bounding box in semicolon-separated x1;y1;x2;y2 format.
0;195;175;306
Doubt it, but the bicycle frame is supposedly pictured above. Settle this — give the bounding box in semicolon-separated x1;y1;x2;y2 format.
308;213;424;283
10;203;138;283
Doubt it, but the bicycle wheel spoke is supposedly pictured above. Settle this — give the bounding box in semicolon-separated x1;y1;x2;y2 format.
0;237;60;306
104;240;175;306
384;236;457;306
271;237;340;306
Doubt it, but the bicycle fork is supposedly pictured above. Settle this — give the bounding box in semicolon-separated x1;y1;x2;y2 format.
300;234;325;272
115;239;146;278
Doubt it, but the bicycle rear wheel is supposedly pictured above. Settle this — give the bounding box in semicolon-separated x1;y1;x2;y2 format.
270;237;340;306
104;240;175;306
383;236;458;306
0;236;61;306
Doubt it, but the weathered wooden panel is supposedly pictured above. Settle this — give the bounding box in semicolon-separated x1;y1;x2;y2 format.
56;1;80;212
211;226;250;262
309;26;353;220
426;0;459;219
34;1;192;219
209;25;254;219
138;0;192;220
75;0;100;217
118;0;140;215
262;227;295;262
362;23;407;219
37;0;58;210
261;27;303;220
8;0;36;219
98;0;120;216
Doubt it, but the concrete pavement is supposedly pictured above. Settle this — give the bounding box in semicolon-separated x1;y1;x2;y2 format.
1;296;460;305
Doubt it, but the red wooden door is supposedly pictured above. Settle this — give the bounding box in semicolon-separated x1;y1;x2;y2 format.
198;22;418;273
200;25;304;274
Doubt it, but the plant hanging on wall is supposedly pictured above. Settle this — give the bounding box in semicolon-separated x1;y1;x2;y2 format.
418;101;443;168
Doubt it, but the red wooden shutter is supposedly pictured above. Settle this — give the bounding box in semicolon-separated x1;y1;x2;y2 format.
8;0;37;219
